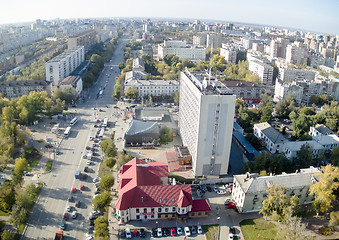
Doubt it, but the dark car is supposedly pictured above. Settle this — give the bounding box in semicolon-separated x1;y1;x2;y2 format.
207;185;212;192
191;226;197;235
89;220;95;226
84;166;89;172
230;227;236;234
140;228;146;238
75;200;81;207
60;221;66;230
63;213;68;220
91;147;96;152
86;146;91;150
163;228;170;236
132;229;138;237
68;196;74;202
82;174;87;180
152;228;157;237
120;230;126;238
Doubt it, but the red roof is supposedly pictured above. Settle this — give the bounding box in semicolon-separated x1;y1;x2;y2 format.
115;158;193;210
191;199;212;212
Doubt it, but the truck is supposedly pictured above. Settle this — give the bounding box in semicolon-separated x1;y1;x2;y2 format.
75;171;81;179
54;230;63;240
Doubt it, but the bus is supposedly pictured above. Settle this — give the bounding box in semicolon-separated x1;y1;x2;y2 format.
98;128;105;138
70;117;78;126
102;118;108;128
64;127;71;137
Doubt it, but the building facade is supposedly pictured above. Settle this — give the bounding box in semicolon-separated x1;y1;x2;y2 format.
45;46;85;90
0;80;50;99
222;81;262;102
67;30;97;51
58;75;83;96
279;68;315;83
124;79;179;98
158;40;206;61
220;44;237;64
179;69;236;177
232;167;320;213
249;60;274;85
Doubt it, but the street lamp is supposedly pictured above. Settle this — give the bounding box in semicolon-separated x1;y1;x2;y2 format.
155;221;158;229
217;216;221;240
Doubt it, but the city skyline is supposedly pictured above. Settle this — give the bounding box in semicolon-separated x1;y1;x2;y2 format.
0;0;338;35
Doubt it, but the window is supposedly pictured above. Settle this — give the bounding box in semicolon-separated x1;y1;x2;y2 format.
198;212;202;215
144;208;147;213
136;215;140;220
165;208;168;212
144;215;147;219
191;213;195;216
151;208;154;212
121;211;124;216
136;209;139;213
181;209;185;213
172;207;175;212
158;208;162;212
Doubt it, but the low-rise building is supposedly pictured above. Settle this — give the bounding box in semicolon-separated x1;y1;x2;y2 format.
132;58;145;72
309;124;334;136
115;158;211;223
158;40;206;62
222;81;262;103
58;75;83;96
312;134;339;152
232;167;320;213
253;122;289;154
124;70;147;84
124;79;179;98
283;141;324;159
0;80;50;99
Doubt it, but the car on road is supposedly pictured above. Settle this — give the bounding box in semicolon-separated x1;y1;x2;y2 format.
229;233;234;240
66;205;72;212
125;228;132;239
72;187;76;193
140;228;146;238
71;210;77;219
60;221;66;230
197;225;203;234
157;228;162;237
56;151;61;155
184;226;191;236
75;200;81;207
63;213;68;220
93;177;101;183
226;203;236;209
171;227;176;236
177;227;183;235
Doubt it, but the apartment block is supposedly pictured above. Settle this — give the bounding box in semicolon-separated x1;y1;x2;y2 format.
67;30;97;51
0;80;50;99
248;60;274;85
286;42;308;65
45;46;85;90
124;79;179;98
222;81;262;102
158;40;206;61
279;68;315;83
193;35;206;46
179;69;236;177
220;44;237;64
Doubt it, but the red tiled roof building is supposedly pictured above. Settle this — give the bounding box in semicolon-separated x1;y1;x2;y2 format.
115;158;211;223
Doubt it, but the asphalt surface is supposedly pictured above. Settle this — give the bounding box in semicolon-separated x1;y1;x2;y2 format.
23;35;128;240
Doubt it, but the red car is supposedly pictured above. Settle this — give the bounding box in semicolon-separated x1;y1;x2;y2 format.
80;185;85;191
226;203;235;209
171;228;176;236
72;187;76;193
94;139;99;143
63;213;68;220
132;230;138;237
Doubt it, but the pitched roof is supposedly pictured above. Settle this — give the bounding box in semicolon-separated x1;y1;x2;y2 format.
254;122;289;144
314;124;334;135
124;120;159;137
191;199;211;212
116;158;195;210
283;140;324;152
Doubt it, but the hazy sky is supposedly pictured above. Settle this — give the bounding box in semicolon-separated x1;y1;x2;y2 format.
1;0;338;34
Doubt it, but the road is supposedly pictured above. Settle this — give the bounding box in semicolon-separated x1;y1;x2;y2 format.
23;35;128;240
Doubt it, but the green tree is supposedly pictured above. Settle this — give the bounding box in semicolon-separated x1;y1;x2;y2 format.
94;216;109;239
329;211;339;227
100;139;117;158
275;94;295;118
125;87;139;100
275;217;313;240
92;191;112;212
53;88;77;105
113;79;121;99
13;157;28;184
98;175;115;191
104;157;116;169
260;185;299;222
332;146;339;166
164;54;179;66
309;165;339;214
0;182;16;211
294;144;313;169
236;50;247;63
117;151;134;168
1;230;14;240
173;92;179;105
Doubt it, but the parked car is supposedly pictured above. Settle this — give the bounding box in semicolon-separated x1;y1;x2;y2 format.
184;226;191;236
177;227;183;235
152;228;157;237
125;228;132;239
171;227;176;236
72;187;76;193
197;225;203;234
86;146;91;150
140;228;146;238
63;213;68;220
191;226;197;235
213;186;219;192
80;185;85;191
229;233;234;240
75;200;81;207
206;185;212;192
93;177;100;183
226;203;236;209
84;166;89;172
120;230;126;238
68;196;73;202
157;228;162;237
71;210;77;219
229;227;236;234
132;229;138;237
163;228;170;236
60;221;66;230
66;205;72;212
86;160;92;165
225;198;231;204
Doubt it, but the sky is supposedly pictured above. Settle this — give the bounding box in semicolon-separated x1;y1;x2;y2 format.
0;0;338;35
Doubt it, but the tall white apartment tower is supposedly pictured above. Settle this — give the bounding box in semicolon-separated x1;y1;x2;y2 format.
179;69;236;177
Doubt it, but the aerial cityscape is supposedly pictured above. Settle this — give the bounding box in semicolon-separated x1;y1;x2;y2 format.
0;1;338;240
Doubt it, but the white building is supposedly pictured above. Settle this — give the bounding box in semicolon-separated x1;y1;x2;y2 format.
232;167;320;213
285;42;308;65
312;135;339;152
283;141;324;159
220;44;237;64
274;79;303;103
132;58;145;72
248;60;274;85
45;46;85;90
206;33;222;48
253;122;289;154
279;68;315;83
179;69;236;177
158;40;206;62
193;35;206;46
124;79;179;98
58;75;83;96
241;38;254;50
309;124;334;137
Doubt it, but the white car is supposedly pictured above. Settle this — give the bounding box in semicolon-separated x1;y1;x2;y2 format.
213;186;219;192
225;198;231;204
184;226;191;236
197;225;203;234
125;228;132;239
71;210;77;219
93;177;101;183
66;205;72;212
157;228;162;237
229;233;234;240
86;160;92;165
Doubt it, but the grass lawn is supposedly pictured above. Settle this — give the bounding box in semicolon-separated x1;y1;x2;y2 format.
203;224;219;240
98;161;113;178
27;156;41;172
240;218;278;240
0;209;10;216
45;160;53;172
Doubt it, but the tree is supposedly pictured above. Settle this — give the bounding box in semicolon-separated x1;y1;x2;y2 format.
1;230;14;240
173;92;179;105
164;54;179;66
125;87;139;100
294;144;313;169
13;157;28;184
332;146;339;166
275;217;313;240
53;88;77;105
258;94;273;122
98;176;115;191
260;185;299;222
0;182;16;211
92;191;112;212
104;157;116;169
100;139;117;158
236;50;247;63
329;211;339;227
94;217;109;239
275;94;295;118
117;151;134;168
113;79;121;99
309;165;339;214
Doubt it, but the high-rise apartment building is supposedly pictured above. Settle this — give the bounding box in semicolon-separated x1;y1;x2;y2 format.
67;30;97;51
179;69;236;177
270;38;289;58
45;46;85;89
193;35;206;46
248;60;274;85
158;40;206;61
285;42;308;65
206;33;222;48
220;44;237;64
